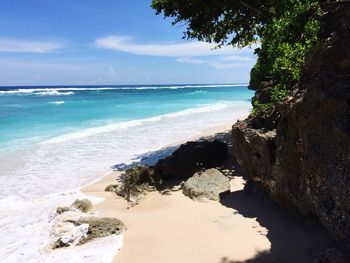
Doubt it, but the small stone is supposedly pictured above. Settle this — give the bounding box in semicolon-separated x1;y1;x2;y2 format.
71;199;93;213
56;206;70;214
105;184;117;192
52;238;70;249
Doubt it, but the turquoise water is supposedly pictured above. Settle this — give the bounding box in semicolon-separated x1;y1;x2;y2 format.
0;84;253;150
0;84;253;262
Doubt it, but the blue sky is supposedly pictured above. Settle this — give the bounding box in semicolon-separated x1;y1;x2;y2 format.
0;0;256;86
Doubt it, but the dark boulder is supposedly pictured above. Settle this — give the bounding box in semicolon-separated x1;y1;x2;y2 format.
314;246;350;263
155;140;227;180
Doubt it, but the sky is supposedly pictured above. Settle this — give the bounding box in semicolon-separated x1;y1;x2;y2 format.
0;0;257;86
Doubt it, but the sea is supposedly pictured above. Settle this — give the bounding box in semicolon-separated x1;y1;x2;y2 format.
0;84;254;262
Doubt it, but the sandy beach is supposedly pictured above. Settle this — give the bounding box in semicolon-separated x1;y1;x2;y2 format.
2;2;348;261
82;125;334;263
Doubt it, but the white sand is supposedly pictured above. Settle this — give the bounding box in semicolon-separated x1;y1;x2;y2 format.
83;172;271;263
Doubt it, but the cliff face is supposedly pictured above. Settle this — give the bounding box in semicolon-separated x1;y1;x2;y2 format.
232;3;350;242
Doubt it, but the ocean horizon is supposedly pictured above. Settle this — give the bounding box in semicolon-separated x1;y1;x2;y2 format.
0;83;253;262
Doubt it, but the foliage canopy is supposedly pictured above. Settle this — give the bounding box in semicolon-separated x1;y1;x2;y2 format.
152;0;322;117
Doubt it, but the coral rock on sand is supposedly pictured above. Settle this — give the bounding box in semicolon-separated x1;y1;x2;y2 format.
72;217;126;244
182;168;230;201
116;165;162;205
155;140;228;180
51;207;126;249
71;199;93;213
105;184;118;192
51;215;89;249
114;140;228;205
56;199;93;214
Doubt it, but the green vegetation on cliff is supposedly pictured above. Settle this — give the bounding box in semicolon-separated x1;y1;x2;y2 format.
152;0;322;117
251;1;321;117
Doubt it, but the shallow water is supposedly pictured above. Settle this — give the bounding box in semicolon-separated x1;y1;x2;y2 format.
0;84;253;262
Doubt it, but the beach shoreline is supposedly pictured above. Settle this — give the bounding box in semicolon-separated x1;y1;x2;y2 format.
81;121;334;263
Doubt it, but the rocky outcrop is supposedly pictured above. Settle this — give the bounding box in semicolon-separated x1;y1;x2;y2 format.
51;200;125;249
182;168;230;201
72;217;125;244
232;124;276;184
232;3;350;244
51;215;125;249
115;165;162;205
113;140;228;205
155;140;227;180
314;247;350;263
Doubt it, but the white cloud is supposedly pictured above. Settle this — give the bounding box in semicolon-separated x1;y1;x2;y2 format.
220;55;255;62
94;35;257;69
176;57;205;64
209;62;249;69
176;56;255;69
94;35;254;57
0;38;64;53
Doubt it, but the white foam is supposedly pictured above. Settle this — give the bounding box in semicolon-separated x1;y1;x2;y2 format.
48;101;65;105
37;91;74;96
0;100;251;262
131;84;247;90
44;235;123;263
0;84;248;95
42;102;232;144
0;89;74;96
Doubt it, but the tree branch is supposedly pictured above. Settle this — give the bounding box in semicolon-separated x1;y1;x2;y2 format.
239;0;262;14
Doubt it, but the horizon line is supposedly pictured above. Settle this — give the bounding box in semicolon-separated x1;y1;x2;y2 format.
0;82;249;88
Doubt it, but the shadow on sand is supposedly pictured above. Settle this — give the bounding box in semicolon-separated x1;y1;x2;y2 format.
112;129;334;262
218;185;335;263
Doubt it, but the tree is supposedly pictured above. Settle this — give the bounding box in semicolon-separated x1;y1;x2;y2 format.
152;0;322;117
151;0;317;47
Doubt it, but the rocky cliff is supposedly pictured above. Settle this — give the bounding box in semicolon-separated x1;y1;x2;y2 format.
232;2;350;245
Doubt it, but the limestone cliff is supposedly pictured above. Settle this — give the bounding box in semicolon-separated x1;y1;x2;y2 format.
232;2;350;244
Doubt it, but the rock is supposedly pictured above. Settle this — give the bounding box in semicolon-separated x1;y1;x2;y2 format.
52;220;89;249
52;238;70;249
105;184;118;192
73;217;126;244
232;4;350;243
56;206;70;214
116;165;161;205
182;168;230;201
314;247;350;263
49;211;125;249
232;124;276;184
155;140;228;180
71;199;93;213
